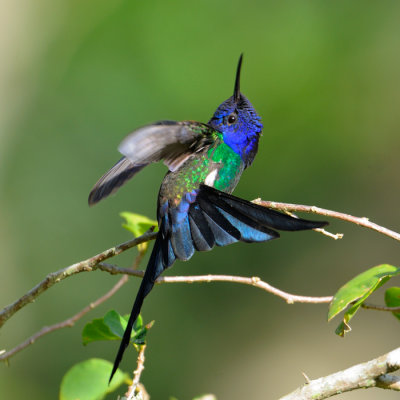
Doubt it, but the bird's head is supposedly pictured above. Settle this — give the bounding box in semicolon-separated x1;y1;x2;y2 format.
208;55;263;166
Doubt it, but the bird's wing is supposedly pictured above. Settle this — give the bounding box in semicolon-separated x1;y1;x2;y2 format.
88;121;215;205
88;158;146;206
118;120;215;171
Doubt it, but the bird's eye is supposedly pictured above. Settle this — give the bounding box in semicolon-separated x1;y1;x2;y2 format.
227;114;237;124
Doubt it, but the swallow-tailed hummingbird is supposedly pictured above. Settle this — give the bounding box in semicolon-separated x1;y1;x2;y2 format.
88;55;327;382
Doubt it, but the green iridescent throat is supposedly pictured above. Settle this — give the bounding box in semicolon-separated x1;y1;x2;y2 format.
164;132;243;204
207;136;242;192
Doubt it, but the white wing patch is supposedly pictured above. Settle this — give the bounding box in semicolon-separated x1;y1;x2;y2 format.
205;169;219;187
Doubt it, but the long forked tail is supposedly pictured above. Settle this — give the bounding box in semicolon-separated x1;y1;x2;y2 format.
109;233;164;383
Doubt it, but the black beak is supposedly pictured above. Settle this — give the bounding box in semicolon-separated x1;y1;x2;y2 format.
233;54;243;102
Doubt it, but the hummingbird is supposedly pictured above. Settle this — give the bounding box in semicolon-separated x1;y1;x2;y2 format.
88;55;327;382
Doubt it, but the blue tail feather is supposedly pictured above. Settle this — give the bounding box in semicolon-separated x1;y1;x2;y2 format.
199;184;328;231
202;212;238;246
162;238;176;267
188;204;215;249
109;185;327;383
188;214;213;251
198;197;241;240
170;209;195;260
218;208;278;242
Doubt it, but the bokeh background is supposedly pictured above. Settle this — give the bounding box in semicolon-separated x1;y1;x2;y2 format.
1;1;400;399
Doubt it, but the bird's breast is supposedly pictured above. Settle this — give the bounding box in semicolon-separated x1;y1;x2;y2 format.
159;141;244;208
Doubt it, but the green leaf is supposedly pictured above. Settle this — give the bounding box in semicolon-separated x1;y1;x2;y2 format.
104;309;130;338
60;358;129;400
328;264;400;336
385;287;400;321
82;310;125;345
82;310;149;345
328;264;400;321
82;311;122;345
120;212;158;253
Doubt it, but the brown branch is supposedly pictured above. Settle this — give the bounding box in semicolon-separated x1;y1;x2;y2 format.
0;252;146;363
4;263;398;363
125;344;148;400
0;229;157;328
0;275;129;363
99;265;400;311
253;199;400;242
98;264;400;311
361;302;400;313
280;347;400;399
96;263;332;304
159;274;332;304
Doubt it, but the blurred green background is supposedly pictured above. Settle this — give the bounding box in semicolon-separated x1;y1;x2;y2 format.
1;1;400;399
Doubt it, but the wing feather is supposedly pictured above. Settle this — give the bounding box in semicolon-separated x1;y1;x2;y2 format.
89;121;214;205
118;121;214;171
88;157;145;206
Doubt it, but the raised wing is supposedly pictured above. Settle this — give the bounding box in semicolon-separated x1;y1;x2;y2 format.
88;158;146;206
88;121;215;206
118;120;214;171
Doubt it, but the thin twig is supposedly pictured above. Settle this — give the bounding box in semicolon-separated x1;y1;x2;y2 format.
301;372;311;384
0;229;157;328
0;252;145;362
274;209;343;240
96;263;332;304
361;302;400;313
0;276;127;362
4;263;398;363
160;274;332;304
253;199;400;242
314;228;343;240
280;347;400;399
125;344;148;400
97;264;400;310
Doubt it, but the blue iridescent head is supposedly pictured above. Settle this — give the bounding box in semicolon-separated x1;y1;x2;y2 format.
208;54;263;167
